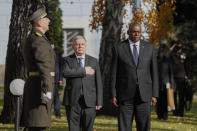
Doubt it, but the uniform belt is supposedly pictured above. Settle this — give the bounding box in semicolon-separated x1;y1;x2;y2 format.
29;72;55;76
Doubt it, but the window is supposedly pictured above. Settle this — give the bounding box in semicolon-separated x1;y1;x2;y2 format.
63;28;84;55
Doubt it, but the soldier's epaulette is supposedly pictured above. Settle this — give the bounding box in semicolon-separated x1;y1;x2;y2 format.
35;32;43;37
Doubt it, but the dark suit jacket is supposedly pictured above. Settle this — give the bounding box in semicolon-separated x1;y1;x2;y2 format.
110;39;159;102
157;56;175;90
55;51;63;84
62;54;103;107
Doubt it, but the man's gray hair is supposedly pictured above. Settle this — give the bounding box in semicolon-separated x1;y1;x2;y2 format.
128;22;141;32
73;35;87;45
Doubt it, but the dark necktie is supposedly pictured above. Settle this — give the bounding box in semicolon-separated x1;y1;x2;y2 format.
78;57;83;95
133;44;139;66
78;58;83;67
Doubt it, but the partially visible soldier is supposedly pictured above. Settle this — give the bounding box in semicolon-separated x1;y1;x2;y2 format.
170;41;188;117
20;7;55;131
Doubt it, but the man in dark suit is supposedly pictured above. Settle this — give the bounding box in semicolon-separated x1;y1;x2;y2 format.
53;48;63;119
62;35;103;131
156;44;174;120
21;7;55;131
110;23;159;131
50;41;63;119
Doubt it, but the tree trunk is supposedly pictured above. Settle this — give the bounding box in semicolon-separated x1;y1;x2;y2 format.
99;0;125;115
0;0;45;124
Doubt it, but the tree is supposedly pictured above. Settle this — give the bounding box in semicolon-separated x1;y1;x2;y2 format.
0;0;46;123
90;0;125;115
174;0;197;24
130;0;176;44
46;0;64;54
173;0;197;88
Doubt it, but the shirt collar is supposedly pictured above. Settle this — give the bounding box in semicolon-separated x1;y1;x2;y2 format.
75;53;85;59
128;39;140;46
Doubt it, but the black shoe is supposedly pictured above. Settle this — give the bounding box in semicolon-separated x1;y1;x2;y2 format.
173;111;179;116
56;115;61;119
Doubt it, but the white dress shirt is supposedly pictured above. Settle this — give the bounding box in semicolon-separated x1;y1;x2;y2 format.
128;39;140;55
76;54;85;67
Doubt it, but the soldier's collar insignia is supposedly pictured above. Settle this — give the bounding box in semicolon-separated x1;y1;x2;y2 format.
35;32;43;37
40;12;47;19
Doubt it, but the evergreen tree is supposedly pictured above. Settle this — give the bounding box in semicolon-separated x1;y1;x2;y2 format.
46;0;64;54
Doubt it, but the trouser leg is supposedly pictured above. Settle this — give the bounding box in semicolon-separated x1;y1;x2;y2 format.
81;107;96;131
28;127;46;131
135;102;151;131
69;106;81;131
54;84;61;117
118;102;134;131
65;105;71;128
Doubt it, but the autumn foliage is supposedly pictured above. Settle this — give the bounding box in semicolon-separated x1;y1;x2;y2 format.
90;0;176;44
90;0;106;31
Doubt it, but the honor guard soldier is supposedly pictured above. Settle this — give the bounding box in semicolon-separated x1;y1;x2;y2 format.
20;6;55;131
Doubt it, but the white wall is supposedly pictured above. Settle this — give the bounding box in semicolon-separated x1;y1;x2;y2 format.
0;0;12;65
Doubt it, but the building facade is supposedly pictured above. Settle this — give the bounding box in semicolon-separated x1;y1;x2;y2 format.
0;0;101;85
60;0;101;57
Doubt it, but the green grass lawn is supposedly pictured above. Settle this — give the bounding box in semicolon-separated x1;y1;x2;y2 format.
0;87;3;92
0;91;197;130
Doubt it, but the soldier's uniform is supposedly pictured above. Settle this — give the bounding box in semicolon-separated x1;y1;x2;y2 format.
171;51;187;117
20;7;55;129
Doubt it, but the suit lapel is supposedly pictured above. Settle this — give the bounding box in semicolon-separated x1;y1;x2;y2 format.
70;54;79;67
123;40;136;67
85;54;88;66
138;40;146;66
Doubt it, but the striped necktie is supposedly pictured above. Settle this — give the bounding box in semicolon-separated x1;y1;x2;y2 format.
78;57;84;95
133;44;139;66
78;58;83;67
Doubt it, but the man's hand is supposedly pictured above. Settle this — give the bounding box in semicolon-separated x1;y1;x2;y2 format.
151;97;157;106
170;43;177;51
85;66;95;75
111;97;118;107
59;80;63;86
96;105;102;110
